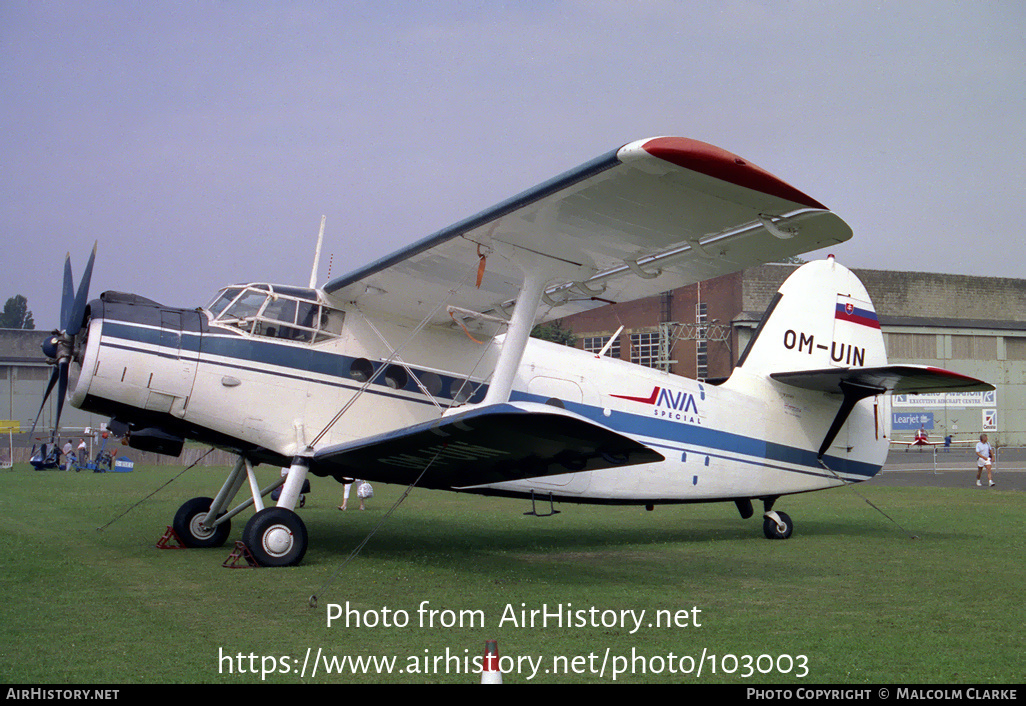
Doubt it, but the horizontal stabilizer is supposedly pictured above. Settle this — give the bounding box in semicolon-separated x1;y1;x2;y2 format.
310;402;664;489
771;365;995;395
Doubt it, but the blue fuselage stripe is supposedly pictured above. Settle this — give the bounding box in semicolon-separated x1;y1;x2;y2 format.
100;321;484;405
509;392;880;479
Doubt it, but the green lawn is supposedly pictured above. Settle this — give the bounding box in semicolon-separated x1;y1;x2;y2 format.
0;464;1022;684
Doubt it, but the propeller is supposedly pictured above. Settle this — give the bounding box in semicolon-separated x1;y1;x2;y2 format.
29;243;97;441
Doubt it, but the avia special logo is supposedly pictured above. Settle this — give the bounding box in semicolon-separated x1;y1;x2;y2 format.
610;385;704;424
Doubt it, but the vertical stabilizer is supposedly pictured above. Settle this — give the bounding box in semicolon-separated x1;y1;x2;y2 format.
735;258;888;378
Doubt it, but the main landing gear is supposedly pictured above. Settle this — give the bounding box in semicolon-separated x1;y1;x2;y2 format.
242;507;308;567
737;497;795;539
169;455;311;567
173;496;232;548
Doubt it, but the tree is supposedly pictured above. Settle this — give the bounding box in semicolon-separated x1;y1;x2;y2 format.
530;319;576;347
0;295;35;329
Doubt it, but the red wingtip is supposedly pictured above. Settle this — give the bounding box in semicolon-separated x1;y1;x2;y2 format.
641;137;828;210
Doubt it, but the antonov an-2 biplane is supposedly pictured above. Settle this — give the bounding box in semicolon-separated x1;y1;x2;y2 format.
36;136;992;566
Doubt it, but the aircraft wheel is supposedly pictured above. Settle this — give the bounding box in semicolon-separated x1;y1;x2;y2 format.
173;496;232;548
242;507;308;567
762;511;793;540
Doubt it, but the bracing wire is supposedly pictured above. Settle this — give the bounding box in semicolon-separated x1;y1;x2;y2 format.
309;270;478;448
96;447;216;532
817;458;919;539
309;446;446;608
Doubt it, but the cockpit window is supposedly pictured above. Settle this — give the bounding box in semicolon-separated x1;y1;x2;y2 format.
206;284;344;344
207;288;243;317
224;291;269;321
262;297;297;326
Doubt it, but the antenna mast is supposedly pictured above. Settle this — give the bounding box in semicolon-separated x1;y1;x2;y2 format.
309;215;326;288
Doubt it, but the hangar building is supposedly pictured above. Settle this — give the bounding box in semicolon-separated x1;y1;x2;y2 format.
0;329;102;434
558;263;1026;446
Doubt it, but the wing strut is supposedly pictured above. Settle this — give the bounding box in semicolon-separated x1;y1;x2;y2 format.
481;257;554;406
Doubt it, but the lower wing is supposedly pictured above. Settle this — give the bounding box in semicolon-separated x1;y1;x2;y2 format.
310;402;664;489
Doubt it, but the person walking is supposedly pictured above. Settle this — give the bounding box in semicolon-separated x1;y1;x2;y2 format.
975;433;995;487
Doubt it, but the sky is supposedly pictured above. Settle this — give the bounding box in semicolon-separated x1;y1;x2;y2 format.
3;1;1024;329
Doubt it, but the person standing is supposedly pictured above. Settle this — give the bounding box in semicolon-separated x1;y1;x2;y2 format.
975;433;995;487
338;478;366;511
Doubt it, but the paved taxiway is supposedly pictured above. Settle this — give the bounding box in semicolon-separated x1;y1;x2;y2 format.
869;447;1025;492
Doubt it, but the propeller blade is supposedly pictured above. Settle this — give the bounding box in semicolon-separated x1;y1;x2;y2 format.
53;359;69;434
60;255;75;334
27;366;60;439
66;242;96;336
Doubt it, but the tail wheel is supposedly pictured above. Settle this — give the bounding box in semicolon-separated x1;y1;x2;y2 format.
762;511;794;540
242;507;308;567
173;496;232;548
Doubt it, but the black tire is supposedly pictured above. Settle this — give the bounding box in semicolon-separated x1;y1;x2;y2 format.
762;511;794;540
172;496;232;548
242;507;308;567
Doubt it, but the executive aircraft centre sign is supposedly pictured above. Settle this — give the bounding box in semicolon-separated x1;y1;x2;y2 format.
891;390;997;432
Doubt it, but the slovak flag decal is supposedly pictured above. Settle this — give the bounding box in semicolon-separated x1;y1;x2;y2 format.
835;296;879;329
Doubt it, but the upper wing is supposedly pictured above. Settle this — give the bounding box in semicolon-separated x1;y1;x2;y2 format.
323;137;852;328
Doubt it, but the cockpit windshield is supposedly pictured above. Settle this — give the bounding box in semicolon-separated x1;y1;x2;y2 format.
205;284;344;343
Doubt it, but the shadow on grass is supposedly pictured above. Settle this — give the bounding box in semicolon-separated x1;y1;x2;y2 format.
294;508;933;588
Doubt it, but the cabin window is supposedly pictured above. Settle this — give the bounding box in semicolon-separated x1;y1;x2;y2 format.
349;358;374;382
414;371;444;396
296;301;319;330
384;365;408;390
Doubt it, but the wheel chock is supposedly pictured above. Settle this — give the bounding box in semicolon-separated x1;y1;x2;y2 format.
223;541;260;568
156;526;185;549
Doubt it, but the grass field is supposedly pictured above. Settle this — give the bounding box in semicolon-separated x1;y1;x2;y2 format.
0;463;1022;684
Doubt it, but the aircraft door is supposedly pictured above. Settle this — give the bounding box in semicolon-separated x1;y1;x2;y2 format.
528;376;583;408
145;309;200;417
